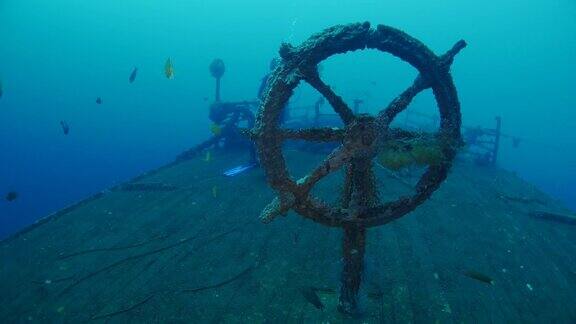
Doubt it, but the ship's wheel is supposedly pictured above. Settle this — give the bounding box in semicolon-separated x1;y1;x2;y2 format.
252;22;465;315
254;22;465;227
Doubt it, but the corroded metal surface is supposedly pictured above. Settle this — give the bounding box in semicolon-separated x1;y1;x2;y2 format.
254;22;465;228
253;22;466;315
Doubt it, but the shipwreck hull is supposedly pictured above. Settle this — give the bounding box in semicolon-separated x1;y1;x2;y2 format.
1;149;575;323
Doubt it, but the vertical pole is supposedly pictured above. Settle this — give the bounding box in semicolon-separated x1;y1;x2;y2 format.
338;158;374;316
215;77;222;102
492;116;501;166
338;225;366;316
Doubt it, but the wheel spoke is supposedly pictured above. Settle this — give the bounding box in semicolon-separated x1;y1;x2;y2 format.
378;128;435;150
279;127;345;142
387;128;433;141
341;164;353;209
298;144;354;191
376;76;429;127
388;128;461;151
350;159;377;209
304;69;355;125
438;40;467;70
376;40;466;128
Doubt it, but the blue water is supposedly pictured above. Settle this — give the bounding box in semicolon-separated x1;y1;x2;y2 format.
1;0;575;239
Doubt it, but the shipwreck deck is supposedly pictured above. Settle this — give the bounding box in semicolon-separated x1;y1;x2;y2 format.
1;149;575;323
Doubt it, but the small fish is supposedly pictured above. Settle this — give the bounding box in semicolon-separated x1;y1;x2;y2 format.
60;121;70;135
210;123;222;136
129;67;138;83
164;58;174;79
300;287;324;310
204;151;212;162
464;270;494;285
95;97;102;104
5;191;18;202
212;186;218;198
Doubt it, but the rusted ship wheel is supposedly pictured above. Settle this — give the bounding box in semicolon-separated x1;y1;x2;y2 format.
253;22;465;315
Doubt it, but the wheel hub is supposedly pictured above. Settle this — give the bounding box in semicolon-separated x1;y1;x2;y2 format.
343;115;379;159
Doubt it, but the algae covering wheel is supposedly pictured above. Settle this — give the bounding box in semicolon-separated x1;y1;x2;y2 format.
254;22;465;227
252;22;465;315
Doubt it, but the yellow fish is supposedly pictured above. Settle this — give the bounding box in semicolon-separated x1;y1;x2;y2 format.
204;151;212;162
210;123;222;136
164;58;174;79
212;186;218;198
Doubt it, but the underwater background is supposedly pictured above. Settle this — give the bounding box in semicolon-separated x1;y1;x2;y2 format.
0;0;575;239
